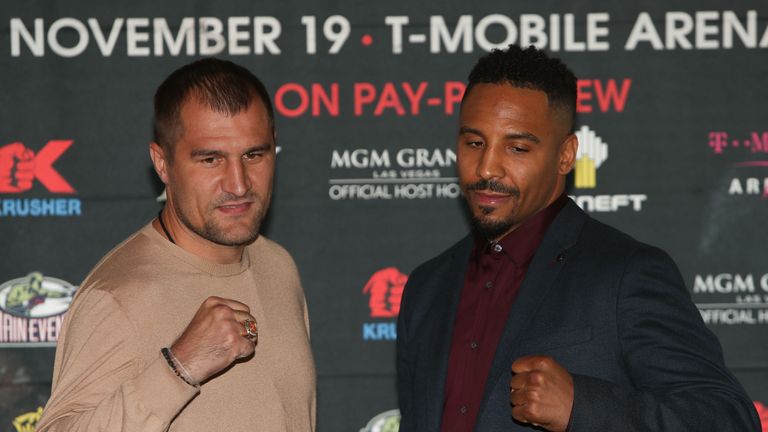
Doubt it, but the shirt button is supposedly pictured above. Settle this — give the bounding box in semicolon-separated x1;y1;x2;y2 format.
492;243;503;253
485;281;493;289
470;341;479;350
460;405;468;414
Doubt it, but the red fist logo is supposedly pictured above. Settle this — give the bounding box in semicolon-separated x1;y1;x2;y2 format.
0;141;74;194
363;267;408;318
0;142;35;192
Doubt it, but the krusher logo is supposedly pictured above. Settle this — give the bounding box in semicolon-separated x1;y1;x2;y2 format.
0;141;74;193
569;125;647;212
362;267;407;341
364;267;406;318
0;272;77;345
0;140;81;217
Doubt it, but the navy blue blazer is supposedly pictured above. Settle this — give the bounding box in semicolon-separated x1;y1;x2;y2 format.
397;200;760;431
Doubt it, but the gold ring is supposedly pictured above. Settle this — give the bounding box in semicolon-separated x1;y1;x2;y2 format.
243;319;258;341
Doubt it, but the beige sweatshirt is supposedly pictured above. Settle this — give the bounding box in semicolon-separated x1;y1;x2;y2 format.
37;223;316;431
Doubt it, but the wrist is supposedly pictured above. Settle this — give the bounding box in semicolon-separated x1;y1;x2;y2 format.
161;347;199;387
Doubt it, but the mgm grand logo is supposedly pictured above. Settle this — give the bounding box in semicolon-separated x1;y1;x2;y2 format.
0;272;77;344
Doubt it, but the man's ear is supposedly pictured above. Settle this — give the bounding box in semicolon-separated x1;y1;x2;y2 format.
149;142;170;185
558;133;578;175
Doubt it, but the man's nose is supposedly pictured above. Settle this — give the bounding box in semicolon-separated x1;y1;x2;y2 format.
222;160;250;196
476;145;504;180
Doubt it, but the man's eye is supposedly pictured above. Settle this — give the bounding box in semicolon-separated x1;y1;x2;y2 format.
510;146;529;154
201;157;218;164
467;141;483;148
243;151;263;160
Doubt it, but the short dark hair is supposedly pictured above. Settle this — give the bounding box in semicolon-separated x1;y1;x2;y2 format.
153;58;275;159
464;45;577;132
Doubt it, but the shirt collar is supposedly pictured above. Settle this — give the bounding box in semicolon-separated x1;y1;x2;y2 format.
473;193;568;266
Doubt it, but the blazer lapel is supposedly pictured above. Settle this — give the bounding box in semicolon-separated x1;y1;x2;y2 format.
477;201;587;417
423;237;473;432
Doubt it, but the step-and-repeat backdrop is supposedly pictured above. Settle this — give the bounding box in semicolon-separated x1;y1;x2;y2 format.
1;1;767;430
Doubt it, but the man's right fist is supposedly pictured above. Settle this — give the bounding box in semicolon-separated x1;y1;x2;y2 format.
170;296;258;384
0;142;35;192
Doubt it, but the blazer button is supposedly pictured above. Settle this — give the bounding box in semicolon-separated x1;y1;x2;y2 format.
556;253;565;262
460;405;468;414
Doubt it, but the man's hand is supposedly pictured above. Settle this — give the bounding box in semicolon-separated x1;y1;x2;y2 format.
0;142;35;192
509;355;574;431
171;296;258;384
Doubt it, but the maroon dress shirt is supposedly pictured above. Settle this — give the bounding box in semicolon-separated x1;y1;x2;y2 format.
440;194;568;431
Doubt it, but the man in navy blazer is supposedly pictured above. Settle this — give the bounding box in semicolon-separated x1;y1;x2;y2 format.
396;45;760;431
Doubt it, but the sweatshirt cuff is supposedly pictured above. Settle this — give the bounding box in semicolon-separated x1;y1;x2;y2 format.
125;353;200;424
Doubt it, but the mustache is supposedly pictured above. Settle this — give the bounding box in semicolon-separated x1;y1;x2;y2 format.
212;193;258;207
465;180;519;197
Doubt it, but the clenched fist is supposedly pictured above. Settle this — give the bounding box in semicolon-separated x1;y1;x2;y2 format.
0;142;35;192
171;296;258;384
509;355;574;431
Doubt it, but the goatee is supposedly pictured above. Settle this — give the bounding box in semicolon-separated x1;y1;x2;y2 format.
463;179;520;241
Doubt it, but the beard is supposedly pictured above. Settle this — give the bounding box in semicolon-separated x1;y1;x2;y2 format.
463;179;520;241
174;193;265;247
470;213;515;241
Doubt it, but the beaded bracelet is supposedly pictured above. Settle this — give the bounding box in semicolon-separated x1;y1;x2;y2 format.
161;347;199;388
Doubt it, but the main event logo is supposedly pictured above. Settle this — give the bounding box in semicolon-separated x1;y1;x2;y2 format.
0;272;77;346
360;409;401;432
0;140;81;217
569;125;647;212
362;267;407;341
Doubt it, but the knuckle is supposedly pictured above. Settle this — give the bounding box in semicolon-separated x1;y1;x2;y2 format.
212;304;233;319
525;403;540;419
223;332;239;348
203;296;220;306
526;388;541;403
511;406;524;421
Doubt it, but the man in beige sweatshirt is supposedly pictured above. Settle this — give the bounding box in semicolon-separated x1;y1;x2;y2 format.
37;58;316;432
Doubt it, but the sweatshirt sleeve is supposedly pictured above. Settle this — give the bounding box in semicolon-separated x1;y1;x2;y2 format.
37;288;199;432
